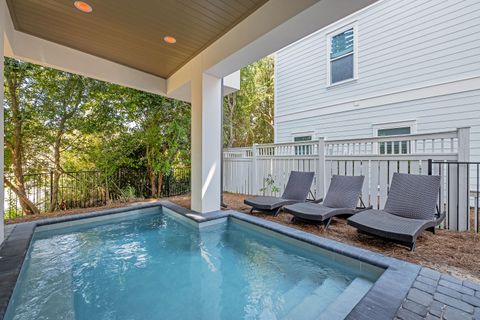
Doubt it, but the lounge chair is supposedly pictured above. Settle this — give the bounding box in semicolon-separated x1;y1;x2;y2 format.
244;171;314;216
347;173;445;251
284;175;368;229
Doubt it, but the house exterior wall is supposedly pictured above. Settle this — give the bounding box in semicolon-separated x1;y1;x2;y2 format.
274;0;480;161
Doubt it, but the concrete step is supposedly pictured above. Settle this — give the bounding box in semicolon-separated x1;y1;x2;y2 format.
318;277;373;320
275;278;318;317
283;277;346;320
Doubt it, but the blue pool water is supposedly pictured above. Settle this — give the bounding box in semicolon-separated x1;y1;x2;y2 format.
5;207;383;320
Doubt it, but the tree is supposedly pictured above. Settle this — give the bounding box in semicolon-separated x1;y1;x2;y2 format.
87;88;191;199
223;55;274;147
124;90;190;197
4;58;41;215
4;58;192;216
34;68;115;211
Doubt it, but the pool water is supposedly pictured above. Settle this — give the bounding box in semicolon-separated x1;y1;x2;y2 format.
5;207;382;320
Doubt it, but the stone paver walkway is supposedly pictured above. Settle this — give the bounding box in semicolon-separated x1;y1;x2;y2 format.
395;268;480;320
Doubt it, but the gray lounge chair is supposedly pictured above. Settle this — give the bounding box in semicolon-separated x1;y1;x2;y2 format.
244;171;314;216
348;173;445;251
284;175;367;229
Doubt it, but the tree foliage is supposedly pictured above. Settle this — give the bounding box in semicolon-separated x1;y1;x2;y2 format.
3;54;274;214
223;55;274;147
3;58;191;213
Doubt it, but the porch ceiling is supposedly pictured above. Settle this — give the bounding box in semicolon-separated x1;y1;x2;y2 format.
6;0;269;78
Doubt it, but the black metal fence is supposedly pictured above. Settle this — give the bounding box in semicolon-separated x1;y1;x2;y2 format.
4;167;190;220
429;160;479;233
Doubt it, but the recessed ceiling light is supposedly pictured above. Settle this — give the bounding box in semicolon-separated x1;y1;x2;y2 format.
74;1;93;13
163;36;177;44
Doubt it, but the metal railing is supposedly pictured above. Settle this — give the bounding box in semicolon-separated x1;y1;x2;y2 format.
4;167;190;220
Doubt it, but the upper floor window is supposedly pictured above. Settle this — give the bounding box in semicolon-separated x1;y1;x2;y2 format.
328;26;357;86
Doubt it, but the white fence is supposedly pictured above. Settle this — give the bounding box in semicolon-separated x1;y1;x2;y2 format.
223;128;473;231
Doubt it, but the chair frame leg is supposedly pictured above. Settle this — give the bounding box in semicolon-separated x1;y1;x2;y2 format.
324;218;332;230
410;242;416;251
249;208;254;214
274;207;282;217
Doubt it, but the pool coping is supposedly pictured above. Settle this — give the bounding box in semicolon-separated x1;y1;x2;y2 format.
0;201;420;320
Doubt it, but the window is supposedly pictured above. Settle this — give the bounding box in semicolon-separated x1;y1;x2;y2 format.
294;135;313;155
328;26;356;85
378;127;411;155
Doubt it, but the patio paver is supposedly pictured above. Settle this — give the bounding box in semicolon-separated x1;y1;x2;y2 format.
395;267;480;320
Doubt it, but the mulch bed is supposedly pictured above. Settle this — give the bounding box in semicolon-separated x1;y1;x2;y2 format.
7;193;479;282
4;199;157;225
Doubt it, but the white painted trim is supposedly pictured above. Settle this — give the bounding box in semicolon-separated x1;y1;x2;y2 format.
291;130;315;139
326;22;358;87
275;75;480;123
372;119;418;136
274;53;279;143
0;0;5;244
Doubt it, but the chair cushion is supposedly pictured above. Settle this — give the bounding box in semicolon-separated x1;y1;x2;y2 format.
384;173;440;220
323;175;365;209
284;203;356;222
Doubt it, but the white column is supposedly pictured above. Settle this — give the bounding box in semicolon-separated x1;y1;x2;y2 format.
190;73;222;213
0;1;6;244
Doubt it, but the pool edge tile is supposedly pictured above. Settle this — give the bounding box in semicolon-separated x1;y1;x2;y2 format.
0;201;426;320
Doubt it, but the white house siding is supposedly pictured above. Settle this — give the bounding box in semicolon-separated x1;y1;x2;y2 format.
274;0;480;162
275;90;480;159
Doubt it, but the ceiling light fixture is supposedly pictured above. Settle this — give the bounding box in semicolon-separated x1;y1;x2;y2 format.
74;1;93;13
163;36;177;44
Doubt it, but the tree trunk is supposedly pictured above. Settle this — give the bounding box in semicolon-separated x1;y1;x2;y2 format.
157;173;164;198
4;177;40;215
225;93;236;148
148;168;157;198
50;130;63;212
5;70;39;215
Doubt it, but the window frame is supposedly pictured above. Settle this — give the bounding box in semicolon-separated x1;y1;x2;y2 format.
292;132;314;155
326;22;359;87
372;120;417;155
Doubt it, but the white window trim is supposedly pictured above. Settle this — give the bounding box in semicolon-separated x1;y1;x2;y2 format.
372;120;417;155
292;131;315;142
372;120;417;137
326;22;359;88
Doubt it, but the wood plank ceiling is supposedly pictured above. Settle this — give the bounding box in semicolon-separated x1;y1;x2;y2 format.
7;0;269;78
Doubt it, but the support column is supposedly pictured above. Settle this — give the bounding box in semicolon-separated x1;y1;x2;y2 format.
0;2;6;243
190;73;222;213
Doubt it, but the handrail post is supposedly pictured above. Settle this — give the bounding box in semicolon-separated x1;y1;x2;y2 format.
457;127;470;162
317;138;325;199
252;144;258;195
456;127;470;231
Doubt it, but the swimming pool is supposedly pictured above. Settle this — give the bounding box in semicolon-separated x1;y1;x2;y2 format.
4;206;384;320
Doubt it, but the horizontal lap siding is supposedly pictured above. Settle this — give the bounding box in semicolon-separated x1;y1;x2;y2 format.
275;90;480;160
275;0;480;118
